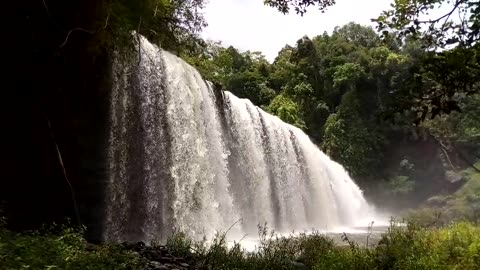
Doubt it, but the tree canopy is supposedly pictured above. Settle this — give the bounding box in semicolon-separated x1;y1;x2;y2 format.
373;0;480;120
262;0;480;122
107;0;207;53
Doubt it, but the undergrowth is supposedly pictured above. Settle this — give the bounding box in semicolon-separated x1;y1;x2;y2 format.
0;222;146;270
164;221;480;270
1;218;480;269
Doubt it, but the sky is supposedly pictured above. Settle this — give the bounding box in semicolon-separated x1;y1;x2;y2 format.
201;0;394;61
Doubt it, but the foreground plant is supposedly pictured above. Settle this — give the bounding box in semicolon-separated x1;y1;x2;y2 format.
1;218;480;270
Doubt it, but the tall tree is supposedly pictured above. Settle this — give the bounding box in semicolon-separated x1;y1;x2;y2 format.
374;0;480;119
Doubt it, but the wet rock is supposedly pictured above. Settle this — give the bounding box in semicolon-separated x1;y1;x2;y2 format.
121;241;147;251
120;241;192;270
157;256;174;264
146;250;165;261
134;241;147;251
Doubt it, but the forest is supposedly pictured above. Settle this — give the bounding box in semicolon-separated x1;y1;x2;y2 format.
2;0;480;269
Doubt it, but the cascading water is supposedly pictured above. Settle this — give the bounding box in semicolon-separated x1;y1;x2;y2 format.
104;36;377;243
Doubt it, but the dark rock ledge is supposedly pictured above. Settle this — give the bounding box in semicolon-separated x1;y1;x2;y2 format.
88;241;192;270
123;242;191;270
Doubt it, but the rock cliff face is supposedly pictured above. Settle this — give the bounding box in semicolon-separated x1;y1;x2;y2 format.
3;0;110;241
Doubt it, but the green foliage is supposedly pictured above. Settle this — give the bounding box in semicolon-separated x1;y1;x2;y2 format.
157;221;480;270
264;0;336;15
422;94;480;146
374;0;480;118
405;161;480;226
0;224;145;270
375;221;480;270
108;0;207;53
444;164;479;219
332;63;365;88
166;230;197;258
323;89;386;179
405;207;446;227
375;0;479;48
388;175;415;195
385;159;416;195
65;245;145;270
3;217;480;270
270;46;297;91
267;95;306;129
165;225;301;269
184;45;276;106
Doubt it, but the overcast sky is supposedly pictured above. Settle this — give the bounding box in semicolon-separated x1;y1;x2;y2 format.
201;0;393;61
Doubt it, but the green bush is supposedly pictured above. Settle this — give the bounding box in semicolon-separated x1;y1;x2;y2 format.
0;222;145;270
374;221;480;270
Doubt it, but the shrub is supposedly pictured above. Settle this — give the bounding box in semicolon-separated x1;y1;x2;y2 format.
374;221;480;270
0;222;145;270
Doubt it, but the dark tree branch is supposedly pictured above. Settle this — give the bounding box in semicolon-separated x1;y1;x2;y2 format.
42;0;50;17
59;28;94;48
45;115;81;225
438;139;457;171
417;0;464;24
103;14;109;30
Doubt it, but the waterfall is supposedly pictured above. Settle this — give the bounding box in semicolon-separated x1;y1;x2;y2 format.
104;36;376;243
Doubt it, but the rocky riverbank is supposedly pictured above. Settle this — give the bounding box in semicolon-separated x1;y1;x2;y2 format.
89;242;193;270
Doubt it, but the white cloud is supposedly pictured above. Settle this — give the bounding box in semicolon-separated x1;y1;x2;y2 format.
201;0;393;61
